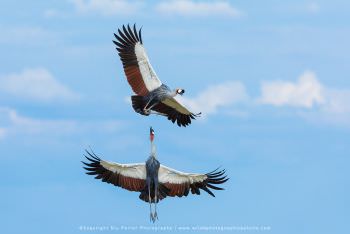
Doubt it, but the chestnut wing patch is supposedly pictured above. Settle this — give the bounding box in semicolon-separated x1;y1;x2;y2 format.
158;165;229;198
82;150;146;192
113;24;162;95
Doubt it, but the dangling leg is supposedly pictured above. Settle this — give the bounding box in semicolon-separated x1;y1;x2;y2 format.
144;102;159;114
147;182;154;222
143;97;155;114
153;183;158;220
148;187;152;222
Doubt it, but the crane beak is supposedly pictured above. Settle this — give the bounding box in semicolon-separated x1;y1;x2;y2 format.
150;127;155;141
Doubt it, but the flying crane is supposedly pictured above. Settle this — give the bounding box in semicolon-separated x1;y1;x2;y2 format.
82;127;228;222
113;24;200;127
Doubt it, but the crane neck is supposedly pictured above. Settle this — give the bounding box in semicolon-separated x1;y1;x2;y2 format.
150;141;157;158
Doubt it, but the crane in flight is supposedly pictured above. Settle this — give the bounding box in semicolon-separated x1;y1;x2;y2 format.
82;127;228;222
113;24;201;127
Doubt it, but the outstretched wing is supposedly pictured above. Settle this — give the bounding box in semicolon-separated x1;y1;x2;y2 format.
82;150;146;192
152;97;200;127
158;165;228;197
113;24;162;96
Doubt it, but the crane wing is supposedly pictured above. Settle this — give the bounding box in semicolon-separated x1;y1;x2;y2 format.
113;24;162;96
158;165;228;197
152;97;200;127
82;150;146;192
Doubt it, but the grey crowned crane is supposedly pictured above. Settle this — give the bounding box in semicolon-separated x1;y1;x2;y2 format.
113;24;201;127
82;127;228;222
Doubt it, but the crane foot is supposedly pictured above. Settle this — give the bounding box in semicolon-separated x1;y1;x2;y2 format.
150;212;157;223
143;108;151;115
153;211;158;221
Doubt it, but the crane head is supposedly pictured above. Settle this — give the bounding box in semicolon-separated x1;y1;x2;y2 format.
150;127;155;142
176;88;185;95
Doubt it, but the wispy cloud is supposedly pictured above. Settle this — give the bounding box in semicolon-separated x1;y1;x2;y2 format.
0;68;80;103
155;0;242;18
43;9;61;18
322;89;350;114
176;81;248;117
0;107;125;140
0;26;58;46
0;107;76;136
0;127;5;139
70;0;143;16
306;2;320;14
310;88;350;127
258;71;324;108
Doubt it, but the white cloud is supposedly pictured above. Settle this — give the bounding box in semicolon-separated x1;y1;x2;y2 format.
0;26;57;45
155;0;241;17
176;81;248;117
310;88;350;127
258;71;324;108
0;68;80;102
44;9;61;18
0;107;124;140
0;128;6;139
0;107;76;136
306;2;320;14
70;0;143;16
258;70;350;127
322;89;350;114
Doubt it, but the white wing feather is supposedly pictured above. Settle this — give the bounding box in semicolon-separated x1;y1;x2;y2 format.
158;165;207;184
134;42;162;92
100;160;146;180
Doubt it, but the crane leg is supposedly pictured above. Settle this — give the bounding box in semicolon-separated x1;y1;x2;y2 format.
143;98;155;114
148;187;155;222
153;184;158;221
144;102;159;114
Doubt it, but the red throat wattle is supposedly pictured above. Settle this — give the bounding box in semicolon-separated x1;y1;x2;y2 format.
150;133;154;142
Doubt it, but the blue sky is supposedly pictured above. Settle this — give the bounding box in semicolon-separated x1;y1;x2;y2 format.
1;0;349;233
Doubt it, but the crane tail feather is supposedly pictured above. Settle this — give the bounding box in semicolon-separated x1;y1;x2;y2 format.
131;95;149;115
139;183;169;203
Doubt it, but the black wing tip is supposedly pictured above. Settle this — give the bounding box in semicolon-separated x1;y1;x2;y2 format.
188;167;228;197
115;23;142;45
82;148;102;169
204;167;229;192
174;115;192;127
86;147;101;158
190;112;201;120
207;166;222;174
175;112;201;127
